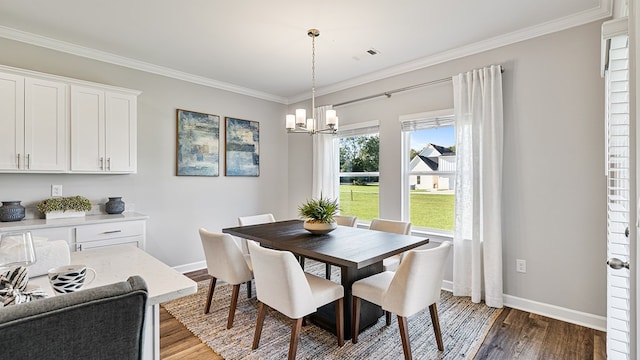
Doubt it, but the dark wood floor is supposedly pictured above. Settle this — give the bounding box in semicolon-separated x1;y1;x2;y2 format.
160;270;607;359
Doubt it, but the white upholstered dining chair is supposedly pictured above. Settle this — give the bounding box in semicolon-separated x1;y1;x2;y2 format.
237;213;276;297
351;241;452;359
369;218;412;271
199;228;253;329
248;241;345;360
237;213;276;253
334;215;357;227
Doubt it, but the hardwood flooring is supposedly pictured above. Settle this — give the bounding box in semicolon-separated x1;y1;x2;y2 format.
160;270;607;360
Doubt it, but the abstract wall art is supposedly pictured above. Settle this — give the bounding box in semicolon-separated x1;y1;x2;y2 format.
176;109;220;176
225;117;259;176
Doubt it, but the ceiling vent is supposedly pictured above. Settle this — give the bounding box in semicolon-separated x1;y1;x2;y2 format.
366;48;380;55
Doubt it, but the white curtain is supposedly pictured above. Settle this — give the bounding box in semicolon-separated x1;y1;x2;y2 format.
452;65;504;308
311;105;339;200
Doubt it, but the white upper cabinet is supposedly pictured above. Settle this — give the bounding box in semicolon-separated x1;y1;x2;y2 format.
71;85;137;173
0;65;139;174
0;73;67;172
71;86;137;173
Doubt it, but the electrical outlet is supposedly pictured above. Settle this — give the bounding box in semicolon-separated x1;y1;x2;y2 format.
51;184;63;197
516;259;526;273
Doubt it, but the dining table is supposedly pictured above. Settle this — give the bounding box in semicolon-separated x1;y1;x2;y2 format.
222;219;429;339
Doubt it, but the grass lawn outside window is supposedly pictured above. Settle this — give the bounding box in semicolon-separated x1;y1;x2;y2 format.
339;184;454;230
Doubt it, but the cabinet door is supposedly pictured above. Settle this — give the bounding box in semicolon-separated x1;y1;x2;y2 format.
71;86;105;172
105;92;137;172
24;78;67;171
0;73;24;171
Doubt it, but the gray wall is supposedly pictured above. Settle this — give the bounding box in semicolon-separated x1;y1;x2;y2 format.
289;21;606;317
0;38;290;268
0;20;606;318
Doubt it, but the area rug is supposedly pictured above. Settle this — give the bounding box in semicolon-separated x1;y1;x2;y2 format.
162;261;502;360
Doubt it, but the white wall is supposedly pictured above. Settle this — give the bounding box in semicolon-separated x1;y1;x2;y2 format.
289;22;607;318
0;37;290;269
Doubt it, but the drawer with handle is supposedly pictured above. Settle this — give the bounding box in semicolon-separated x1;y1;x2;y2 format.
75;221;145;243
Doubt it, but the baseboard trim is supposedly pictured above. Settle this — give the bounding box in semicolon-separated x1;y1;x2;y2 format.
174;260;206;275
441;280;606;331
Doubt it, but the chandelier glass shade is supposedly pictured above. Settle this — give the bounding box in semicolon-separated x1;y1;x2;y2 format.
285;29;338;135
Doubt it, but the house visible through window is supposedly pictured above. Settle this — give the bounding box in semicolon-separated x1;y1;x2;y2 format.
401;110;455;232
337;121;380;222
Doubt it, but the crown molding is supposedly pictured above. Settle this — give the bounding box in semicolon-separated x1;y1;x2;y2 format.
290;1;613;103
0;25;289;104
0;1;611;106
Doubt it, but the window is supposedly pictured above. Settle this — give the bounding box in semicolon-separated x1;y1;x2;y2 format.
337;121;380;222
401;110;455;232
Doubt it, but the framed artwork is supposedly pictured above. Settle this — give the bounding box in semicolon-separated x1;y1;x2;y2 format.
176;109;220;176
225;117;260;176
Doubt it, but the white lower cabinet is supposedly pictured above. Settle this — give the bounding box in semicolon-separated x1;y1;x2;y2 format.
74;220;145;251
0;214;147;252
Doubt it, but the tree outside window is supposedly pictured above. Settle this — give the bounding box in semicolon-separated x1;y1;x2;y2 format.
338;133;379;221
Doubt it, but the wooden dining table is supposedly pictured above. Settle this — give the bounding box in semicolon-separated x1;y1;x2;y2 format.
222;219;429;339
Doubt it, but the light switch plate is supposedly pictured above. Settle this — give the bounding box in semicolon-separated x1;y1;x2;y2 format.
51;184;63;197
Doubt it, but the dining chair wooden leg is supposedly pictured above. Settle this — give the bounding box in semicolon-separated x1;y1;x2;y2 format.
397;315;412;360
246;280;252;298
252;302;267;350
288;318;304;360
385;310;391;326
204;276;217;314
335;298;344;346
352;296;361;343
429;303;444;351
227;284;241;329
325;263;331;280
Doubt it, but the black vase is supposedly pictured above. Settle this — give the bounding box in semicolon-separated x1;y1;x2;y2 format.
0;201;26;222
105;197;125;214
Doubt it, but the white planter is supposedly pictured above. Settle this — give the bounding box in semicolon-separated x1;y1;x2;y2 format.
303;220;337;235
45;211;86;220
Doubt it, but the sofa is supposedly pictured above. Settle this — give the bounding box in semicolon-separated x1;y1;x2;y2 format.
0;275;148;360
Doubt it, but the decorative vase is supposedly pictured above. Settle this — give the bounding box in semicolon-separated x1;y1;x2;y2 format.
303;220;337;235
105;197;125;214
0;201;26;222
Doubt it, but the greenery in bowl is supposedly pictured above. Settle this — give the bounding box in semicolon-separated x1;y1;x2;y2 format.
298;195;339;224
36;196;92;214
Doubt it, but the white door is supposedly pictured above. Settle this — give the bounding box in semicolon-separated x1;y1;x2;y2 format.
24;77;67;171
70;85;105;172
105;91;137;172
0;73;24;170
605;31;634;360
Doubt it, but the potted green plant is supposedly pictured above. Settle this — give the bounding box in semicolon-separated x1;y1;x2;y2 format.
298;195;340;234
37;196;92;220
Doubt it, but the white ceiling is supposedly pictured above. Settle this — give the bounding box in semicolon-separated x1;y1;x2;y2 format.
0;0;610;103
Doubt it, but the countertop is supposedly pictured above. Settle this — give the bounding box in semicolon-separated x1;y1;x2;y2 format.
28;244;197;305
0;212;149;232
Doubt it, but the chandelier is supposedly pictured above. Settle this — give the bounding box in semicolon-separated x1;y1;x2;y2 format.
285;29;338;135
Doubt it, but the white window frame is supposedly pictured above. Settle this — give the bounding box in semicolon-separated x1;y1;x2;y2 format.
400;109;455;235
336;120;380;224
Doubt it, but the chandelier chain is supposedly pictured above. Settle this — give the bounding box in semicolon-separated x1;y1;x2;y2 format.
311;31;316;130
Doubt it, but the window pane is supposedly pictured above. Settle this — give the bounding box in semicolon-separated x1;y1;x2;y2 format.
339;134;379;222
408;126;455;231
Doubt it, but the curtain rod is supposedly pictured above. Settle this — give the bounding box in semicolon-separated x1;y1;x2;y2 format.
333;65;504;108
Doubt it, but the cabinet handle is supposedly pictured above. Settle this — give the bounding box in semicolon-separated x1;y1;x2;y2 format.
27;154;30;169
107;157;111;171
103;230;122;234
100;157;104;170
77;244;82;251
17;153;20;168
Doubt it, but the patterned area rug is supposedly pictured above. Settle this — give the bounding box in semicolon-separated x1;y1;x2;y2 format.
162;261;502;360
